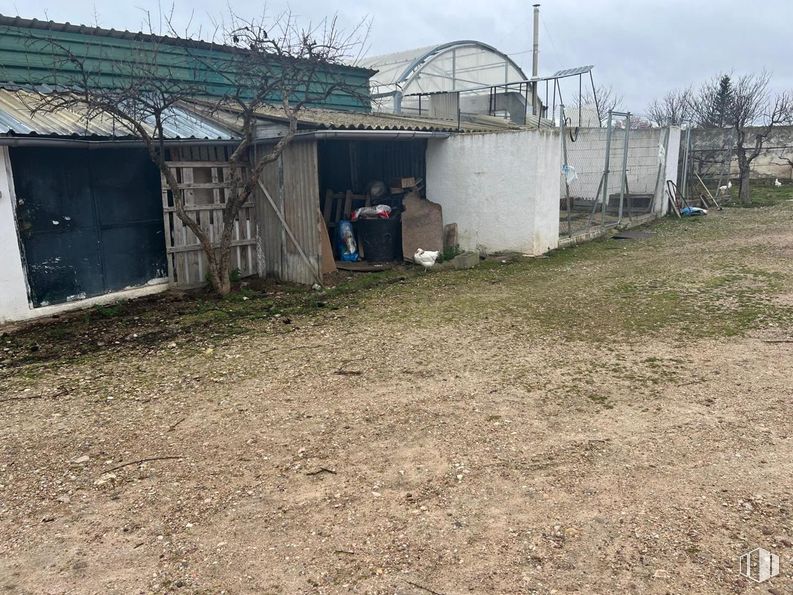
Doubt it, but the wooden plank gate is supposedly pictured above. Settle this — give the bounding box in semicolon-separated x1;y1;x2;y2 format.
162;147;257;287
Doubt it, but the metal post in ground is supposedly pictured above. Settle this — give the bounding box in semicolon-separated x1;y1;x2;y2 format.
560;104;573;237
618;112;631;223
601;110;614;227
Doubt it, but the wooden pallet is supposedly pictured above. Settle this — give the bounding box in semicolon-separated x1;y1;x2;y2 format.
162;154;257;287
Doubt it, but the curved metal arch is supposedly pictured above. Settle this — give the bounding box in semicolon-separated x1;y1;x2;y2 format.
394;40;527;90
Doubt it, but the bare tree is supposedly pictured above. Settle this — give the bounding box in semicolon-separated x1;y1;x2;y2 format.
27;11;368;294
572;84;623;125
774;151;793;180
698;72;793;205
613;114;652;130
646;88;692;126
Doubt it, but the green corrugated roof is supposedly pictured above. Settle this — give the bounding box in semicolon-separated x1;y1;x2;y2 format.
0;15;374;112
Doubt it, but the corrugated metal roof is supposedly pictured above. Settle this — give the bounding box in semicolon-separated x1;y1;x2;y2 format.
0;15;375;75
0;89;548;141
0;89;238;140
191;101;531;134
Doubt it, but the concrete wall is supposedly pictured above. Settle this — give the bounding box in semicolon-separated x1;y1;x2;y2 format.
687;125;793;180
564;126;681;215
427;128;561;255
0;147;31;323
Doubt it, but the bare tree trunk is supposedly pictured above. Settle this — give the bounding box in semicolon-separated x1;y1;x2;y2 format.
738;170;751;205
735;146;753;206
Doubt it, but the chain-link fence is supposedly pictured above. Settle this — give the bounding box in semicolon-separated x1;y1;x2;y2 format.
559;110;672;238
679;125;793;200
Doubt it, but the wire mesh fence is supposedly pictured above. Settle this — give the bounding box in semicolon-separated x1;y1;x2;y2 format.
684;145;793;199
559;111;670;238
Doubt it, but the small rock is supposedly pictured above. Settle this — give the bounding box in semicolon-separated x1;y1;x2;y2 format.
451;251;480;270
94;473;117;487
42;516;56;523
70;455;90;465
653;569;670;579
56;495;71;504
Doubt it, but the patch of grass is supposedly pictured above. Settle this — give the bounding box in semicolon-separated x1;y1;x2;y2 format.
723;181;793;208
91;303;127;319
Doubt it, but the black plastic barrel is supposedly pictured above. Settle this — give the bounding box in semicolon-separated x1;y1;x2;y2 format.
354;218;403;262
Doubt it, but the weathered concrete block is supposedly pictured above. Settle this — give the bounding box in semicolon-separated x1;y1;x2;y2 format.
451;251;480;270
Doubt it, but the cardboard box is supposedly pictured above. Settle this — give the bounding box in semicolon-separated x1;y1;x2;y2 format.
391;177;417;190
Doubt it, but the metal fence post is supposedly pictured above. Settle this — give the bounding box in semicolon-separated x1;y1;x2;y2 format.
560;104;573;237
601;110;614;227
618;112;631;223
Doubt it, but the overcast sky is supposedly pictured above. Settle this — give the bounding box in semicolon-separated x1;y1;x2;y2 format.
1;0;790;113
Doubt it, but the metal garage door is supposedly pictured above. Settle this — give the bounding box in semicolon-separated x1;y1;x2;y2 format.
11;147;167;307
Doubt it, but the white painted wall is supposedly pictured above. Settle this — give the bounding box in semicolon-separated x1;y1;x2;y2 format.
0;147;33;323
663;127;682;215
427;129;561;255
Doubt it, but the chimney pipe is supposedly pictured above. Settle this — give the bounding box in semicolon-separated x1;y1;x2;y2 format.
532;3;540;78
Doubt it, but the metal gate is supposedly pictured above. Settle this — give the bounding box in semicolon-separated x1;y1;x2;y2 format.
12;147;167;307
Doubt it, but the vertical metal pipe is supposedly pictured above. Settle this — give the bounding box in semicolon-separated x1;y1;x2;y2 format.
618;112;631;222
560;104;573;237
589;70;601;128
532;4;540;78
601;110;613;226
451;49;457;90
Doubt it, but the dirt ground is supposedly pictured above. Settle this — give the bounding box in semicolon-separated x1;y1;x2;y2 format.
1;201;793;594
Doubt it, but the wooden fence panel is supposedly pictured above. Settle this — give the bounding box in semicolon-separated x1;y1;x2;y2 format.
162;153;257;287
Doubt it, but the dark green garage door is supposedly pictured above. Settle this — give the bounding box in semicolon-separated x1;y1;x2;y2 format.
11;147;167;307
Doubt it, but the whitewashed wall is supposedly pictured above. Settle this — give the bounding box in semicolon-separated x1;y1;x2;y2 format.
426;129;561;255
663;127;682;215
0;147;31;323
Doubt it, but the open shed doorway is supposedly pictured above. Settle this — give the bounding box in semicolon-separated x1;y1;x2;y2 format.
317;138;426;265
